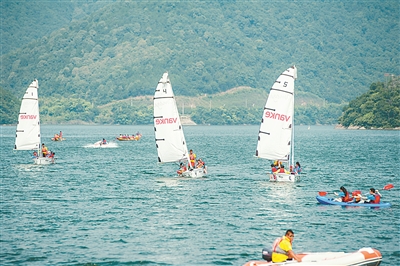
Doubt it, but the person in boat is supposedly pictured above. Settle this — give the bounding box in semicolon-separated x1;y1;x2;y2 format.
59;131;63;139
271;164;278;173
102;138;107;145
189;149;196;169
177;162;187;175
334;186;352;202
53;133;60;141
277;165;290;174
352;193;364;203
32;151;38;158
294;162;302;174
273;160;282;168
196;158;205;169
47;151;55;158
363;188;381;204
271;229;302;263
41;143;48;157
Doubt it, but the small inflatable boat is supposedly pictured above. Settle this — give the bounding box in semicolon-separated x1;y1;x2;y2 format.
243;247;382;266
316;196;391;208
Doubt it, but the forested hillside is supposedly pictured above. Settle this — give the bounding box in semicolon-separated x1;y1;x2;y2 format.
338;76;400;129
0;0;108;55
2;1;398;101
1;1;398;126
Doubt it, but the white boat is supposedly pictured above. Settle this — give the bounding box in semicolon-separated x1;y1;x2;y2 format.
14;79;55;165
255;66;299;182
243;247;382;266
153;72;206;178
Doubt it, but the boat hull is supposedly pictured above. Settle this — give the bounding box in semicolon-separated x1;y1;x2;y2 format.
33;157;55;165
269;173;299;182
180;168;207;178
244;247;382;266
51;137;65;141
316;196;391;208
116;137;141;141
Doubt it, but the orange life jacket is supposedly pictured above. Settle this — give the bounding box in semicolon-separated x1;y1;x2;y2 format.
342;191;351;202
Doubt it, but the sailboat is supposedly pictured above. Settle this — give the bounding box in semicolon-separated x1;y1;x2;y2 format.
153;72;206;178
14;79;55;165
255;66;299;182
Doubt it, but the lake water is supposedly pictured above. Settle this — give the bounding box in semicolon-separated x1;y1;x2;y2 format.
1;125;399;265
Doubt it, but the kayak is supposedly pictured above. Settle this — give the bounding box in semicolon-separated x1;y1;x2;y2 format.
243;247;382;266
316;196;391;208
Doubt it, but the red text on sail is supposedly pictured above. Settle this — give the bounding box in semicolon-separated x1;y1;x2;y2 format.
20;114;37;120
155;117;178;125
265;111;291;122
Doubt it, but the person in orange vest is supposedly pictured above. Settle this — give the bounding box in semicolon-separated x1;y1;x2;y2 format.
189;149;196;168
364;188;381;204
334;186;352;202
278;165;290;174
41;143;48;157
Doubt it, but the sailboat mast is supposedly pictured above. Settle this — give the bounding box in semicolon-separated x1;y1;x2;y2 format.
291;65;297;169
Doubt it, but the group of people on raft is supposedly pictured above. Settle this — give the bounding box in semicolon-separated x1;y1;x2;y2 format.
270;160;302;175
177;149;206;175
32;143;55;159
334;186;381;204
117;132;142;141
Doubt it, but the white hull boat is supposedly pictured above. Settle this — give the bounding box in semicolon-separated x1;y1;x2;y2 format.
181;167;207;178
256;66;298;182
244;247;382;266
269;173;299;182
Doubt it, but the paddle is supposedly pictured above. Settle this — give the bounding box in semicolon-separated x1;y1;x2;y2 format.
383;184;394;190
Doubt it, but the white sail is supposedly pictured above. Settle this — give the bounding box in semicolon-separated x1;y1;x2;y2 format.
154;72;189;163
15;79;41;151
256;66;297;163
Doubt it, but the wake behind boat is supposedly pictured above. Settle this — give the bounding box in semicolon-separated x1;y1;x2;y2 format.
255;66;299;182
153;72;207;178
243;247;382;266
90;139;118;148
316;196;391;208
14;79;55;165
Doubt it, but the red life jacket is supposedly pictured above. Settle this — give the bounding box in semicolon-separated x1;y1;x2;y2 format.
342;191;351;202
372;194;380;204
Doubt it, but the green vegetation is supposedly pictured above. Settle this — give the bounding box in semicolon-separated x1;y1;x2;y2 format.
338;76;400;129
1;1;398;106
1;1;398;126
0;87;20;124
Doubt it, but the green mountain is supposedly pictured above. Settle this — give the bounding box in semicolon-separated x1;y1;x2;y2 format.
0;0;109;55
338;76;400;129
0;87;20;124
1;0;398;125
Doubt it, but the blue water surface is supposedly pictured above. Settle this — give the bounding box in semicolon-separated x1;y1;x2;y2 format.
1;125;399;265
